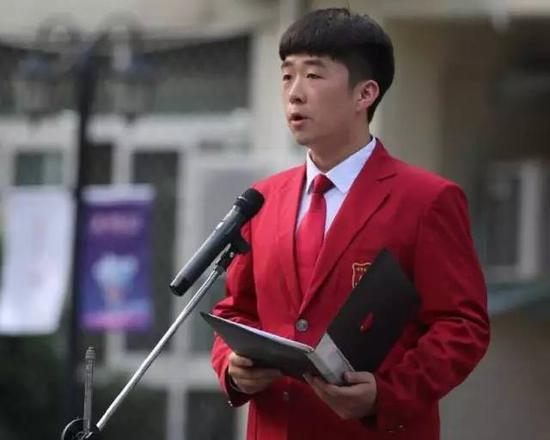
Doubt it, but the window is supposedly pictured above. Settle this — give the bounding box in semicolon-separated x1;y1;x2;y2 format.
186;158;268;353
96;383;166;440
0;43;24;114
14;151;63;186
185;391;236;440
485;171;520;267
149;36;250;114
543;169;550;270
484;160;547;281
190;276;226;353
194;165;266;242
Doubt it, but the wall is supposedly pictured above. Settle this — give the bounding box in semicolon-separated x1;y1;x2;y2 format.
441;304;550;440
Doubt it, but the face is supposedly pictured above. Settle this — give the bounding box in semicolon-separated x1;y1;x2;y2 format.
281;54;362;148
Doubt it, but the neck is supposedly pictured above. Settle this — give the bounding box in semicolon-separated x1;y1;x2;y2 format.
308;127;372;173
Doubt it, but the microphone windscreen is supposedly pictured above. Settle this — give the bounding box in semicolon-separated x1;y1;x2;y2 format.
235;188;264;219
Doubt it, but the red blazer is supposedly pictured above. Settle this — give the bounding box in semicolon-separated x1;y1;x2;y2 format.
211;142;490;440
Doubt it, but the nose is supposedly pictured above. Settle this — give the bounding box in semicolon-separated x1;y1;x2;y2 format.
288;77;305;104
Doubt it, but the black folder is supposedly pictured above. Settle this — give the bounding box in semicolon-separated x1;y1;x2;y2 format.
202;249;420;384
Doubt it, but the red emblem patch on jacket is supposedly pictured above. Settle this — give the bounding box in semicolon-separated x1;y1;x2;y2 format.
352;262;370;288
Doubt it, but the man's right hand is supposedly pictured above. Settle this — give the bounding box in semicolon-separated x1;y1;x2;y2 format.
227;352;282;395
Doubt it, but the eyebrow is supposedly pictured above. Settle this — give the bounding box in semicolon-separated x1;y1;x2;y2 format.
281;58;327;70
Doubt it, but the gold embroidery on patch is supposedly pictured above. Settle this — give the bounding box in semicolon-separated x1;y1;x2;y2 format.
352;262;371;288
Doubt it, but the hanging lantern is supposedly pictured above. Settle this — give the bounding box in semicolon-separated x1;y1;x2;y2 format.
110;56;155;121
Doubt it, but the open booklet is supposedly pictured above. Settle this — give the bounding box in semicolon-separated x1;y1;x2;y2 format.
202;312;352;384
202;248;421;386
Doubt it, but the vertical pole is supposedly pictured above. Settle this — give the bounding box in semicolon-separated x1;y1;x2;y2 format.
63;48;98;424
83;346;96;435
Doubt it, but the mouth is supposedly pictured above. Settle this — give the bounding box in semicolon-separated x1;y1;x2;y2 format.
288;113;309;128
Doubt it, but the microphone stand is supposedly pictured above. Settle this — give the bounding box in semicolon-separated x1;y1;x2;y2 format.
61;236;250;440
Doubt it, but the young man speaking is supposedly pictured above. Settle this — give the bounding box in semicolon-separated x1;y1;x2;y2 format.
210;8;490;439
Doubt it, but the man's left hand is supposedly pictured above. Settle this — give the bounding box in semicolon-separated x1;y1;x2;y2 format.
305;371;377;420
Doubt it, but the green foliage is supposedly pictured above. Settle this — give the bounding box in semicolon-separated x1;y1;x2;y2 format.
0;336;168;440
0;335;63;440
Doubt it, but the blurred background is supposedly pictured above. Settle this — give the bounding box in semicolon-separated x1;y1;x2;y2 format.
0;0;549;439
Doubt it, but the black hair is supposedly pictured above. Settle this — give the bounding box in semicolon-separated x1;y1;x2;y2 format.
279;8;394;122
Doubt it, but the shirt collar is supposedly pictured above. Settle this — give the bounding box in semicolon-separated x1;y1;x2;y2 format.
305;136;377;195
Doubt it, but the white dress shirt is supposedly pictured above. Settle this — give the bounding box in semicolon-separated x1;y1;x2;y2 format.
296;136;377;234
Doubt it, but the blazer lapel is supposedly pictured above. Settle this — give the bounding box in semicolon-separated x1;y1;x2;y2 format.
300;142;397;312
276;165;306;314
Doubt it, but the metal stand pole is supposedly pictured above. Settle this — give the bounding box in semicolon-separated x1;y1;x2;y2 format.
97;263;224;430
61;244;242;439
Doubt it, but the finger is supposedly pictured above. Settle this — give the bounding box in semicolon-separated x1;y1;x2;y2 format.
232;380;261;395
344;371;375;384
307;377;330;402
229;353;254;367
234;376;278;395
309;375;328;389
310;376;347;397
235;377;274;388
307;376;338;401
233;371;281;383
310;377;373;401
256;368;282;379
230;366;281;381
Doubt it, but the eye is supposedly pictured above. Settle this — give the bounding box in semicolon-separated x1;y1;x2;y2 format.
282;73;292;81
306;73;321;79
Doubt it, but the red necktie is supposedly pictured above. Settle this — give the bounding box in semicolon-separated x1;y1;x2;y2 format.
295;174;334;295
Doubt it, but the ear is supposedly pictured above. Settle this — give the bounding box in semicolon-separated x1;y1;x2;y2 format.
355;80;380;113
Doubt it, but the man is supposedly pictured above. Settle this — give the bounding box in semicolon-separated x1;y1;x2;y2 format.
211;8;490;439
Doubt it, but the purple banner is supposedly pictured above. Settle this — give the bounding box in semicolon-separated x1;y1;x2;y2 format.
79;186;154;331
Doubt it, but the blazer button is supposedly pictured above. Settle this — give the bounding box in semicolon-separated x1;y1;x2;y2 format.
282;391;290;402
295;319;309;332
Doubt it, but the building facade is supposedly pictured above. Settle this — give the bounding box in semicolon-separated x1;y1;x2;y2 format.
1;0;549;438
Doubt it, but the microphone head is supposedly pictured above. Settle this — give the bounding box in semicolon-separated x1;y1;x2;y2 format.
169;188;264;297
235;188;264;220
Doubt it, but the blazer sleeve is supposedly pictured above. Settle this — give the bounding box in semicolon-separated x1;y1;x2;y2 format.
211;222;260;407
372;183;490;432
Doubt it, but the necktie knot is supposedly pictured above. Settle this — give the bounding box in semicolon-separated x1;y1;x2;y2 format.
311;174;333;195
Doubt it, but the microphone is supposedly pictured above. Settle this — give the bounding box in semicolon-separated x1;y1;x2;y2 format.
170;188;264;296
